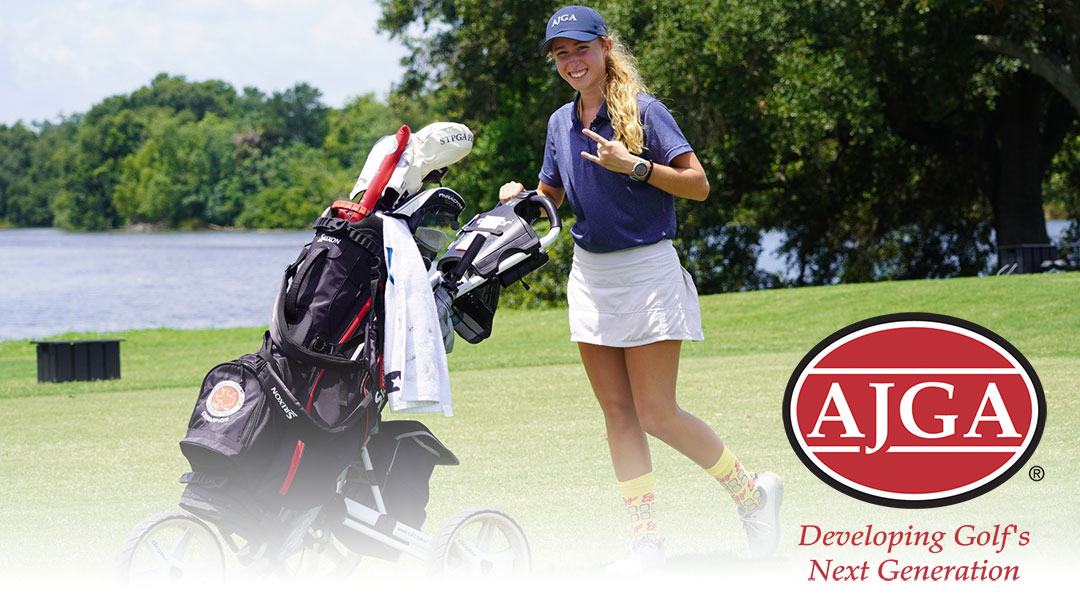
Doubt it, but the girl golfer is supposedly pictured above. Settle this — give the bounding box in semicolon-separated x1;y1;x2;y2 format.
500;5;782;571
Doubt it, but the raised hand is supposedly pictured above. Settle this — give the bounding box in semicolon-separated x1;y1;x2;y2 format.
580;129;636;175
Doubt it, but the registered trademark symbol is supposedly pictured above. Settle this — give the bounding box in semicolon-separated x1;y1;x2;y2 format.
1029;466;1045;482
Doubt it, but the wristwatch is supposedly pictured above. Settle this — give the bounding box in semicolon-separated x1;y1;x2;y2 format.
630;158;653;182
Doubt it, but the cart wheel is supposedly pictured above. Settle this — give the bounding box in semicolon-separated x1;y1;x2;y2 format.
115;512;225;583
428;508;531;577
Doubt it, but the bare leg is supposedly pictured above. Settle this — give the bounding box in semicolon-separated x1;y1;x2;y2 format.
578;342;652;481
623;340;725;469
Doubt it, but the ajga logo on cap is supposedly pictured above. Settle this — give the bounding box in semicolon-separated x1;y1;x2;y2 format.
783;313;1045;508
551;12;577;27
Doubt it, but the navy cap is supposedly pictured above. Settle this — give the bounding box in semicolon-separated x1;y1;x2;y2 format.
540;5;608;55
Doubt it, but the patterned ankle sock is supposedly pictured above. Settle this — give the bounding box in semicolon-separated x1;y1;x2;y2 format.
705;448;762;512
618;471;659;543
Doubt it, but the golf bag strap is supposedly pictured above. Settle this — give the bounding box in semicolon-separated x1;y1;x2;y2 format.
283;247;322;323
313;216;384;256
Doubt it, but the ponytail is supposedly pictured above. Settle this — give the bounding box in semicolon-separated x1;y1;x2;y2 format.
602;32;648;154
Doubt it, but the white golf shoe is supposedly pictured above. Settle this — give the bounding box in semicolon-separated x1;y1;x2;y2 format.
738;472;782;559
605;537;666;574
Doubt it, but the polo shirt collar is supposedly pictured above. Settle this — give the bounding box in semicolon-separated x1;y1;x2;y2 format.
570;92;610;131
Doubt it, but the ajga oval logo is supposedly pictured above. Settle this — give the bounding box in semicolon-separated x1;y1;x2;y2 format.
783;313;1045;508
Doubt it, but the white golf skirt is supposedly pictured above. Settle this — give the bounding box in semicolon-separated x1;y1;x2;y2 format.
568;239;704;347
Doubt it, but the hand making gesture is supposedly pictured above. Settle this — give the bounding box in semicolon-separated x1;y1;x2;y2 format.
580;129;638;175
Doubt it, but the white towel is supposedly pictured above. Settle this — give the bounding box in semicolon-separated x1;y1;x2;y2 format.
380;214;453;416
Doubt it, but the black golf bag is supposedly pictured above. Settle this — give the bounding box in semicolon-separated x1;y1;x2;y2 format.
178;213;389;544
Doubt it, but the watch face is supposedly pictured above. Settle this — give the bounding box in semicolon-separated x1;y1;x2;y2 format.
633;160;648;178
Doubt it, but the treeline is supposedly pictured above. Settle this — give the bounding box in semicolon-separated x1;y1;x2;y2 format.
0;74;436;231
377;0;1080;290
3;1;1080;295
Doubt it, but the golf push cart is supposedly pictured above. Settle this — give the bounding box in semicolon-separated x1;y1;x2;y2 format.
115;122;561;581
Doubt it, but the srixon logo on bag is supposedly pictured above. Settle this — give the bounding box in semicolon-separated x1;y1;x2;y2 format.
784;313;1045;508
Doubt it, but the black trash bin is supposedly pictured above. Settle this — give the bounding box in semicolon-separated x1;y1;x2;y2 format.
31;339;124;383
997;244;1059;274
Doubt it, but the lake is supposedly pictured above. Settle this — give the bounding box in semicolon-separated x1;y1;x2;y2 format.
0;228;311;341
1;221;1072;341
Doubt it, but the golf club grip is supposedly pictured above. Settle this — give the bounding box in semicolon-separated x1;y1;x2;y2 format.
449;233;487;283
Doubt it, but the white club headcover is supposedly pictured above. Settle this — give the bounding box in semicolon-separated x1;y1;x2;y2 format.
349;134;403;200
350;122;473;201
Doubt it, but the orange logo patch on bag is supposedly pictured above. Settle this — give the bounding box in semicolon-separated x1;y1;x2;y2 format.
206;380;245;418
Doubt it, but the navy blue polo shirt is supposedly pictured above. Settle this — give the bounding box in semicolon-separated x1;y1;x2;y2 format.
539;93;694;253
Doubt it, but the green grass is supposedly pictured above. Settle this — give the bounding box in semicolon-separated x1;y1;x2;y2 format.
1;273;1077;583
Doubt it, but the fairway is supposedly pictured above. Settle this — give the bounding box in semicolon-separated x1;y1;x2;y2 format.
0;273;1077;586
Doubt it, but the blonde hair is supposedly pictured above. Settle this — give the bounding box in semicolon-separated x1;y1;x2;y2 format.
601;32;648;154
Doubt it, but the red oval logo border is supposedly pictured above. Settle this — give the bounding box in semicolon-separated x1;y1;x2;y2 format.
783;313;1046;509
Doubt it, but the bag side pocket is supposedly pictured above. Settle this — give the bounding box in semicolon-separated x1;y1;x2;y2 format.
180;354;273;473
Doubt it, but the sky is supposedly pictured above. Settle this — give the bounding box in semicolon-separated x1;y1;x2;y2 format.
0;0;409;126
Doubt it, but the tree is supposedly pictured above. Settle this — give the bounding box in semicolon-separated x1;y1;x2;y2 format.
322;92;435;173
52;106;151;230
128;73;237;120
0;123;39;226
233;144;351;228
114;112;238;228
1047;132;1080;265
611;0;790;289
974;1;1080;114
9;120;78;227
860;0;1076;250
629;0;1079;283
263;83;330;148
